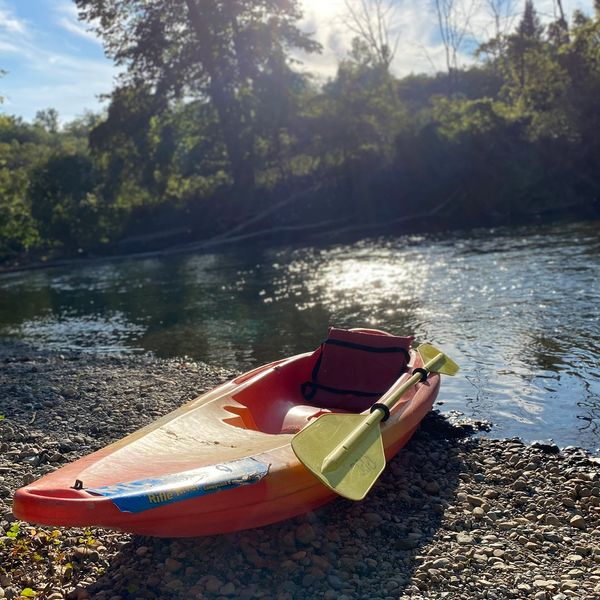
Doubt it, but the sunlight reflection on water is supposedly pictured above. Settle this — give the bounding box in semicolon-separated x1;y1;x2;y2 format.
0;221;598;449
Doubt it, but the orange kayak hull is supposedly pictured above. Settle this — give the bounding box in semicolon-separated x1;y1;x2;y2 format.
13;348;439;537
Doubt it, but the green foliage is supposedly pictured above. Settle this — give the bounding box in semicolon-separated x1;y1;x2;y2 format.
75;0;321;193
29;152;113;250
1;2;600;264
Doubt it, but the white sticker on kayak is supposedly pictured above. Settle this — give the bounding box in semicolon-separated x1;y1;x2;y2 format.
87;457;269;513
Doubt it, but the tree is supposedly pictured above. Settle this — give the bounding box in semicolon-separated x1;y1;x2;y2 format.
0;69;5;104
75;0;321;194
34;109;60;134
517;0;543;39
477;0;518;68
343;0;400;71
503;0;544;94
433;0;480;92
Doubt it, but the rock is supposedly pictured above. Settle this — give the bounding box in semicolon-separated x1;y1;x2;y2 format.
204;577;223;593
566;554;583;563
432;558;450;569
220;582;236;596
424;481;440;494
135;546;150;557
466;495;485;507
456;534;473;545
73;546;94;560
296;523;316;544
396;537;419;550
543;532;562;544
569;515;586;530
545;514;562;526
530;441;560;454
164;557;182;572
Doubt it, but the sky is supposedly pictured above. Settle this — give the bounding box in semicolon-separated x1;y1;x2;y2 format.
0;0;594;124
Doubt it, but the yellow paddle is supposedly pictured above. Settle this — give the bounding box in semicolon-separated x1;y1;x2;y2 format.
291;344;458;501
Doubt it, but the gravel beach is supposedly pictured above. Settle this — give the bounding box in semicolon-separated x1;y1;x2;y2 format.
1;342;599;600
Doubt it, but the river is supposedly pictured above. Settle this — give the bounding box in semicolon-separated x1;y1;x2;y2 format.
1;220;598;450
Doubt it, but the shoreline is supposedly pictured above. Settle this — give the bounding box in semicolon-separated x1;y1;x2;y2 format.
2;215;598;277
1;344;599;599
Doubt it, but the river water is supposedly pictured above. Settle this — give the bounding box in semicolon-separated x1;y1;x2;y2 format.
1;221;598;450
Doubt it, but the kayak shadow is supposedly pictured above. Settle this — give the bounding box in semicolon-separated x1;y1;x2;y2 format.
87;411;469;599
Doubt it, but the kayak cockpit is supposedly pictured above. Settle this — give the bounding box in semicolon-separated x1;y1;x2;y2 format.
223;327;414;435
225;353;334;434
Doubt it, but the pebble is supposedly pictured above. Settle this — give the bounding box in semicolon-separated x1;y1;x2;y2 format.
569;515;586;529
295;523;316;544
545;513;562;526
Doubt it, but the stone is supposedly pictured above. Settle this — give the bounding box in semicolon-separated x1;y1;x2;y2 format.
204;578;222;594
545;514;562;526
567;554;583;563
466;495;485;507
220;582;236;596
135;546;150;557
423;480;440;494
296;523;316;545
432;558;450;569
165;558;182;572
569;515;586;530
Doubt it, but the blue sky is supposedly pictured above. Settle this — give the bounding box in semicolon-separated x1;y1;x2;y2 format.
0;0;115;122
0;0;594;124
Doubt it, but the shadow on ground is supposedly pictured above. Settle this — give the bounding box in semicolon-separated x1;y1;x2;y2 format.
87;413;468;600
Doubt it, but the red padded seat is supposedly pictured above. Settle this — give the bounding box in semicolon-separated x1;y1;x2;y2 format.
301;327;413;412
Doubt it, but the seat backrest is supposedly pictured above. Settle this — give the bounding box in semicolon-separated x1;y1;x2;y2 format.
301;327;413;412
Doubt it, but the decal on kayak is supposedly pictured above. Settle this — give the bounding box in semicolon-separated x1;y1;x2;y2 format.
86;457;269;513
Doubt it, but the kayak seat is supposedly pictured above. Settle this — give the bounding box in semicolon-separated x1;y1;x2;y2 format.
301;327;413;413
280;405;342;434
223;401;345;435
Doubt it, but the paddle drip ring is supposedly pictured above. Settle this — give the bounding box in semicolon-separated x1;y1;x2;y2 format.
412;368;428;382
370;403;390;422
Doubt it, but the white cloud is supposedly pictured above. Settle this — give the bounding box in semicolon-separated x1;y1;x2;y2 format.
0;39;18;52
297;0;596;79
54;1;101;44
0;6;25;34
0;1;115;122
57;16;99;42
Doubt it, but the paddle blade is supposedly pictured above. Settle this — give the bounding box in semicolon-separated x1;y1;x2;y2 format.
292;414;385;501
417;343;460;376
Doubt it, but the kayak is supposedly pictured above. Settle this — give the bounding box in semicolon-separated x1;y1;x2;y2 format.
13;328;441;537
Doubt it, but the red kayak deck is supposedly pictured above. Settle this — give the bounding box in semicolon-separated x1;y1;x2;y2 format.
13;329;440;537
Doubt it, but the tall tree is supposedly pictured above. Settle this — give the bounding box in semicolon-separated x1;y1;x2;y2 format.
34;108;60;134
504;0;544;93
517;0;543;39
75;0;320;194
343;0;400;72
433;0;480;92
